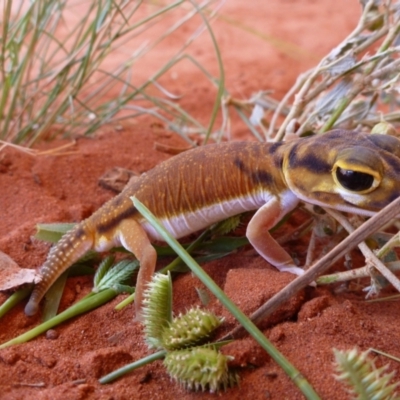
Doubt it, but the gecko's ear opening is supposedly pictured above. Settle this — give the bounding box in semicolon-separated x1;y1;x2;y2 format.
368;133;400;159
332;148;382;194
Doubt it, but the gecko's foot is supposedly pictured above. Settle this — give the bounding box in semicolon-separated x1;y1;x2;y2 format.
278;265;305;276
278;265;317;287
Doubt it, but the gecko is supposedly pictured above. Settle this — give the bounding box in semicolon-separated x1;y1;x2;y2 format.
24;129;400;318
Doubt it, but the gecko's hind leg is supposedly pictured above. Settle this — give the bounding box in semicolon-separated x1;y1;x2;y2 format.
118;219;157;321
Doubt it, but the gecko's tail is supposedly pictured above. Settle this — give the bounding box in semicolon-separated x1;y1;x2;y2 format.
25;223;93;316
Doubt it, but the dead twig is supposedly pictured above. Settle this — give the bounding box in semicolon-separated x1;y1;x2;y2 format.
325;208;400;292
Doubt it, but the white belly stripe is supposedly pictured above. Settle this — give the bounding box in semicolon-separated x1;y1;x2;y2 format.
141;189;298;241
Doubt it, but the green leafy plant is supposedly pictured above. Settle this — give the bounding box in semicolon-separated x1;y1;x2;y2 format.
161;307;222;351
334;348;400;399
144;272;237;392
164;346;236;393
142;273;224;352
101;271;238;393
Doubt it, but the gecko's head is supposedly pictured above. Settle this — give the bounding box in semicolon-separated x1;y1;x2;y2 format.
282;129;400;215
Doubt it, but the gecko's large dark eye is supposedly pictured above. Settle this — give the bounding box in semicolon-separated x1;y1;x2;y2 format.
335;167;375;192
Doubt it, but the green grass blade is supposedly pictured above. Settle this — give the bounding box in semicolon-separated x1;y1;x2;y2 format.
114;292;135;311
0;286;32;319
0;289;117;349
187;0;224;144
99;350;167;384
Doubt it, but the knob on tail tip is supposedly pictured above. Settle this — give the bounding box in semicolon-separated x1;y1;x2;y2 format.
24;300;39;316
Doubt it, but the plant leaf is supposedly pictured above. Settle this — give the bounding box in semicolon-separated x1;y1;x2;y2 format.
93;256;115;289
42;271;68;321
93;259;139;293
35;223;76;243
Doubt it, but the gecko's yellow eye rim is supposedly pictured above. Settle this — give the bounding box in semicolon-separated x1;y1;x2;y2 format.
332;161;381;194
332;147;383;194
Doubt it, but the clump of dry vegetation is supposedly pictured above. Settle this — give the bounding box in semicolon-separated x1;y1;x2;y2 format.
227;0;400;141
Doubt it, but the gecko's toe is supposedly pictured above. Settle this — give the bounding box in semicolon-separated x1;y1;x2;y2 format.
279;265;305;276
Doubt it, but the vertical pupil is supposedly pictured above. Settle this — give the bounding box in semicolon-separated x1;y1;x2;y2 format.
336;167;374;191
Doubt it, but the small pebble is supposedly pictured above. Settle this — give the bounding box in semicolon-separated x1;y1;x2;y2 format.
46;329;59;340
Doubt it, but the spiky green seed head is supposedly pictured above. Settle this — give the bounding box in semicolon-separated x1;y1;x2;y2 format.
161;307;223;350
334;348;399;400
142;273;172;350
164;347;237;393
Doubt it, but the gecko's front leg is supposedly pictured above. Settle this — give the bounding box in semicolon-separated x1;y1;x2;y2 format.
246;195;304;276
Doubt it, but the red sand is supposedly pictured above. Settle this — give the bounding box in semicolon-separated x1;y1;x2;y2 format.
2;2;400;399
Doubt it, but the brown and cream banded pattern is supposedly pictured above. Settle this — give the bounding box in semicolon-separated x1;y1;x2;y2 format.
25;129;400;318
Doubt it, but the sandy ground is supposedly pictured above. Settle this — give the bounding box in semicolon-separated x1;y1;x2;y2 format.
2;1;400;399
